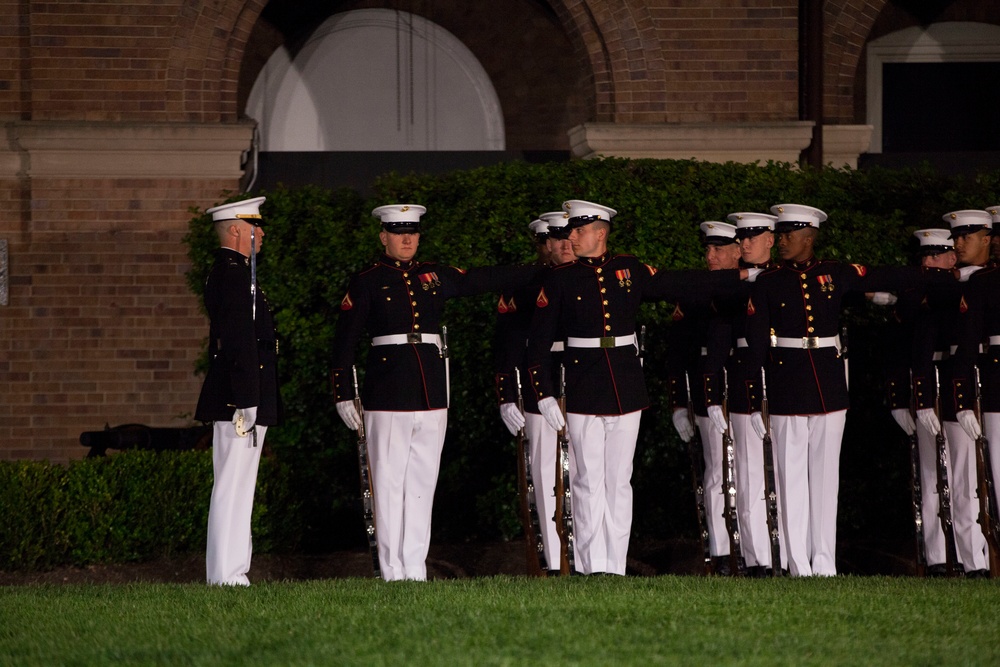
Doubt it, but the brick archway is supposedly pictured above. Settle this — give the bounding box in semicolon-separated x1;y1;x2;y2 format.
824;0;889;124
165;0;266;122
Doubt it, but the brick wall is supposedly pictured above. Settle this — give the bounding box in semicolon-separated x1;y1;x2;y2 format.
0;177;234;461
2;0;991;462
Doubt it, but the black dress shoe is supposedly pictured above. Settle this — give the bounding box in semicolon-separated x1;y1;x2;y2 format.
965;569;990;579
926;563;947;577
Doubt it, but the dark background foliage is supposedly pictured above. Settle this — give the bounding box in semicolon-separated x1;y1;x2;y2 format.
181;158;1000;556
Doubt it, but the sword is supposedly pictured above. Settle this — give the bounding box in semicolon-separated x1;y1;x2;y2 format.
250;226;257;322
441;325;450;408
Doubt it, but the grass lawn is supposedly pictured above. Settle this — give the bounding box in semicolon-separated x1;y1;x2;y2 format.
1;575;998;666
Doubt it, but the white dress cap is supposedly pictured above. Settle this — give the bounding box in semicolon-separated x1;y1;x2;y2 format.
562;199;617;226
727;211;777;238
207;196;266;223
699;221;738;245
372;204;426;233
769;203;827;231
540;210;571;238
528;218;549;238
942;209;991;238
913;228;953;255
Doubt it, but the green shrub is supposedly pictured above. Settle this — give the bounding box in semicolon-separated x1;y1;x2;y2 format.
0;450;294;570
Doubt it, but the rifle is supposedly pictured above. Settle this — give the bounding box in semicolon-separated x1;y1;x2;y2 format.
721;368;745;576
514;368;546;576
973;365;1000;576
933;366;961;576
352;365;381;579
685;371;713;575
907;369;927;577
760;368;782;576
553;364;575;575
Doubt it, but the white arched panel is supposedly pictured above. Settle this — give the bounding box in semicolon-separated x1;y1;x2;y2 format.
247;9;505;151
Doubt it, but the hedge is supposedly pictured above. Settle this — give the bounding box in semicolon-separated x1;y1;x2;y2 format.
0;451;298;570
7;157;1000;570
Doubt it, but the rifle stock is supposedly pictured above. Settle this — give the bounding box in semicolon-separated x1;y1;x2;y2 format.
353;366;381;579
973;366;1000;576
907;369;927;577
685;371;713;575
721;368;745;575
934;366;961;576
554;364;574;575
514;368;546;576
760;368;782;576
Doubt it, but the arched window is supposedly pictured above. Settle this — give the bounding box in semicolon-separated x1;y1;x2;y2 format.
246;9;505;151
866;22;1000;154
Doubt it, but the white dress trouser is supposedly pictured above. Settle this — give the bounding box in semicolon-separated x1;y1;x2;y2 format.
525;412;561;571
366;409;448;581
986;412;1000;513
731;412;777;569
771;410;846;577
942;421;988;571
206;420;266;586
694;414;729;557
566;410;642;575
915;419;951;566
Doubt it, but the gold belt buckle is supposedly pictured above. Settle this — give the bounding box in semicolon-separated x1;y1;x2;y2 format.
805;336;819;349
407;332;422;344
600;336;615;348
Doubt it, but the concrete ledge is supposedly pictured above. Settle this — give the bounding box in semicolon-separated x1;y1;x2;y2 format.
568;122;816;164
1;121;255;179
822;125;874;169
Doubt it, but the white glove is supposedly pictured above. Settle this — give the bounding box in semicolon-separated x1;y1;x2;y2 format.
336;400;362;431
537;396;566;431
499;402;525;436
745;267;762;283
870;292;897;306
750;412;767;440
232;406;257;437
890;408;915;435
958;265;982;282
916;408;941;436
957;409;982;440
707;405;728;434
671;408;695;443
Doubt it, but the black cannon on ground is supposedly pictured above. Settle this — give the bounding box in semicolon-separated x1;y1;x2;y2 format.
79;423;212;457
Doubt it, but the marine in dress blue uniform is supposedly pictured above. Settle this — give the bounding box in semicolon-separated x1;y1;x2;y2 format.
745;204;955;576
702;212;780;574
196;196;281;586
875;228;960;575
528;200;744;575
945;209;996;576
494;212;577;573
331;204;540;581
666;221;742;572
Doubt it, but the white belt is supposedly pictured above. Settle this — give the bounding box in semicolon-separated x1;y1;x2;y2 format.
932;351;948;362
567;333;637;349
372;333;442;352
736;338;748;348
700;347;708;356
950;344;984;355
771;334;841;350
991;335;1000;346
